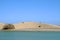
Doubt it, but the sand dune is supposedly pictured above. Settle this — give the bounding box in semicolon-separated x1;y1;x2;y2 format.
0;22;60;31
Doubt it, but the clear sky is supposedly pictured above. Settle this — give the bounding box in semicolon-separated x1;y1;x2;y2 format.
0;0;60;25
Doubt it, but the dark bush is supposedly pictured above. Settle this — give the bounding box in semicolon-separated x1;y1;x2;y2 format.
38;26;41;27
2;24;15;30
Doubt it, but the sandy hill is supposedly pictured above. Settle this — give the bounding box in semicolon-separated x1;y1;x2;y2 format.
13;22;60;31
0;22;60;31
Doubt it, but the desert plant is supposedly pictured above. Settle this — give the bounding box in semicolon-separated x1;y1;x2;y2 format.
2;24;15;30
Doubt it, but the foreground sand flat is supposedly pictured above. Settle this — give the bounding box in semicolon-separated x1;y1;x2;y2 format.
0;22;60;31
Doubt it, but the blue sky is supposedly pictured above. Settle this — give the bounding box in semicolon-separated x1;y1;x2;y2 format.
0;0;60;25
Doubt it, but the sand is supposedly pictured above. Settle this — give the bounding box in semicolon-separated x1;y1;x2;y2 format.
0;22;60;31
